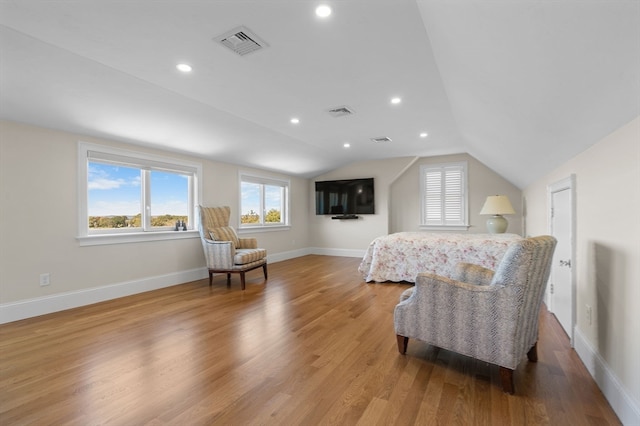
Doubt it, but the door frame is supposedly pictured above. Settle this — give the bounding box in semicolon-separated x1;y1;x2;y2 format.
547;174;576;346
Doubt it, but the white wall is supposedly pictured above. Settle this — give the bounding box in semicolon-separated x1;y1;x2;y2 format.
0;120;310;317
390;153;522;235
309;157;417;255
522;116;640;425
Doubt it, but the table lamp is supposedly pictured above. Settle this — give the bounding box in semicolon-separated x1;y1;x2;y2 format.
480;195;515;233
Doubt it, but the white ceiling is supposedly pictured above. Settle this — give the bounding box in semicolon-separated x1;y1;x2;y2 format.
1;1;638;188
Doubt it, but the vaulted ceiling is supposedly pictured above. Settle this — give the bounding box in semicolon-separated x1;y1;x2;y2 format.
1;1;638;188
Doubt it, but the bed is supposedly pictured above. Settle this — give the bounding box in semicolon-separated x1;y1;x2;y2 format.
358;232;522;283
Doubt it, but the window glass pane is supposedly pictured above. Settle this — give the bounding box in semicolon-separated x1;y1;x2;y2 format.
150;170;189;228
264;184;283;223
241;181;261;224
88;162;141;229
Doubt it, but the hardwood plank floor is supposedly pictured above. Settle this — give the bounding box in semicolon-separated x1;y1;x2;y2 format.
0;255;620;425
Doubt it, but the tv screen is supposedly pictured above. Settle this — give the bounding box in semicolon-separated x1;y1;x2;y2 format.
315;178;375;215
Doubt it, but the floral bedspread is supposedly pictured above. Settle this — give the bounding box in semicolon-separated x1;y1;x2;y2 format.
358;232;522;283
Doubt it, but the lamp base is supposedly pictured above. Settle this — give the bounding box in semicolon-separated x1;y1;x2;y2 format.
486;215;508;234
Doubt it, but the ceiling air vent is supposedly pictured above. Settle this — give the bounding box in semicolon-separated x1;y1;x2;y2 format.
326;106;355;118
371;136;392;143
215;26;269;56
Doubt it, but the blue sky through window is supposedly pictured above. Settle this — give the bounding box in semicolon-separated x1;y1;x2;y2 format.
241;182;260;215
241;183;282;217
88;162;188;216
265;185;282;212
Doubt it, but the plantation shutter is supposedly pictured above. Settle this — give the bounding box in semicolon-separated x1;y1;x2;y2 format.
421;163;467;227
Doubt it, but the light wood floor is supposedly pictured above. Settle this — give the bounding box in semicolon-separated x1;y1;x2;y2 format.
1;255;620;425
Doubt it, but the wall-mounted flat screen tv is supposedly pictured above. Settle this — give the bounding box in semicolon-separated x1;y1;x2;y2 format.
315;178;375;215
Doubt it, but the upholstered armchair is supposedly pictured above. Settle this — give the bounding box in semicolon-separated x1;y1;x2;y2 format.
198;206;267;290
394;236;557;394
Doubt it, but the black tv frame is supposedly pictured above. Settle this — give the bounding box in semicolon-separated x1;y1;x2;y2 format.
315;177;375;218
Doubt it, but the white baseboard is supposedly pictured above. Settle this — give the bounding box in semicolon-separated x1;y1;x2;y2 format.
309;247;366;258
266;247;364;263
0;267;208;324
574;326;640;425
267;247;313;263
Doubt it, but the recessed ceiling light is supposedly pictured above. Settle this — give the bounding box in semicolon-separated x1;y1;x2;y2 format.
420;132;428;138
290;118;300;124
176;63;192;73
391;97;402;105
316;5;332;18
343;143;351;148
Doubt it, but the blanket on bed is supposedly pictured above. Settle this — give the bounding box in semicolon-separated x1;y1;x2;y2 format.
358;232;521;283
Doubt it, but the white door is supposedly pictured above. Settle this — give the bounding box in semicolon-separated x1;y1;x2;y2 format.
548;177;575;344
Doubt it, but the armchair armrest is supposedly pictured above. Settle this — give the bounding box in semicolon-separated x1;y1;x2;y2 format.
200;238;235;269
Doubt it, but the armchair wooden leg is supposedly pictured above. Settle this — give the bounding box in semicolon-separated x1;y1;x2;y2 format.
226;273;231;288
240;272;246;290
208;271;213;286
527;342;538;362
499;367;515;394
396;335;408;354
262;263;268;279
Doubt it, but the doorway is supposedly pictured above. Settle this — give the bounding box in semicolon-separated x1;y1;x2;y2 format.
548;175;576;345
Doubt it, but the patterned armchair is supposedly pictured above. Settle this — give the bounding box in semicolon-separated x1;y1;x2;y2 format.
198;206;267;290
394;235;556;394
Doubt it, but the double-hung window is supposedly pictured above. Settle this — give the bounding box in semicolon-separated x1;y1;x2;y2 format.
78;142;202;245
239;173;290;228
420;162;469;230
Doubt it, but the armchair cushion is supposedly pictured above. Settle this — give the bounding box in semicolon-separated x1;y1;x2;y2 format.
235;248;267;265
238;237;258;249
400;260;496;302
452;262;495;286
209;226;239;248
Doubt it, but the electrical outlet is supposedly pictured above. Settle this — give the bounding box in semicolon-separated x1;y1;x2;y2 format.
39;273;50;286
586;304;592;326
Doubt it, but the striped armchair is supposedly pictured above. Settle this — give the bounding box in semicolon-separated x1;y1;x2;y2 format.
198;206;267;290
394;235;557;394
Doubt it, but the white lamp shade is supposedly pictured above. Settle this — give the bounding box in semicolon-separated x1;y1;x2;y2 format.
479;195;516;215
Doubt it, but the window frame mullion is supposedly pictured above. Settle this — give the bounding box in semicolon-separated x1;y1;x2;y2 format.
259;183;266;225
142;169;151;231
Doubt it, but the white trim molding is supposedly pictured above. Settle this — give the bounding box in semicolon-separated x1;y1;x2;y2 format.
309;247;366;258
266;248;312;263
546;174;577;346
574;326;640;426
0;267;208;324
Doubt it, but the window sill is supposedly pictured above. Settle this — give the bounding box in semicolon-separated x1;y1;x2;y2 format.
238;225;291;234
419;225;470;231
77;230;200;246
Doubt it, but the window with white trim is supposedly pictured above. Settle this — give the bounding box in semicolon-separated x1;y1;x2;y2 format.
420;162;469;229
239;173;290;228
78;142;201;242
